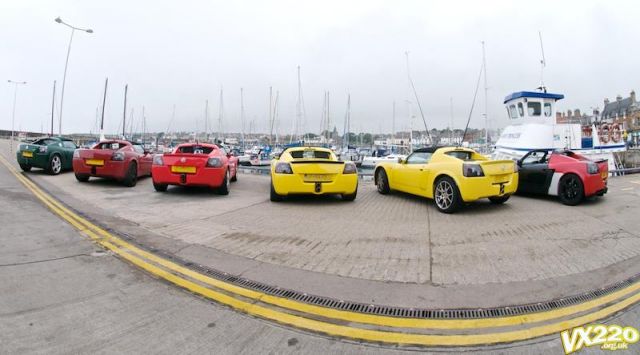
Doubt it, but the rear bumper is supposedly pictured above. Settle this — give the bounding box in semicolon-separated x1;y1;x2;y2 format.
152;166;225;188
458;173;519;202
584;174;608;197
16;152;49;169
272;173;358;195
73;158;128;180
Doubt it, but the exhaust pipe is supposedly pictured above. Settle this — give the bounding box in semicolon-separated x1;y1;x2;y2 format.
314;182;321;193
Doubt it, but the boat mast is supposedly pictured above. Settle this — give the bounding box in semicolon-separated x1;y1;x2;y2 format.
273;90;280;144
405;51;431;149
538;31;547;93
482;41;488;150
343;94;351;149
122;84;128;139
392;101;396;145
268;86;273;145
240;88;245;149
204;99;209;142
450;97;454;143
326;91;330;143
99;77;108;141
50;81;56;137
218;87;224;144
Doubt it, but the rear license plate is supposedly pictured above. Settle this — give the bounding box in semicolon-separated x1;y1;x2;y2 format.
86;159;104;166
171;166;196;174
304;174;331;182
21;151;33;158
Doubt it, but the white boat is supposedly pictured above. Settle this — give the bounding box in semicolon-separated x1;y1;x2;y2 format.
492;91;626;172
361;154;407;169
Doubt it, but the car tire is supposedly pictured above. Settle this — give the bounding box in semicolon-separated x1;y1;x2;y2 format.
123;162;138;187
19;163;31;172
488;195;510;204
558;174;584;206
47;154;62;175
153;182;168;192
230;167;238;182
217;170;230;195
341;186;358;202
75;174;90;182
270;181;284;202
433;176;462;214
375;168;390;194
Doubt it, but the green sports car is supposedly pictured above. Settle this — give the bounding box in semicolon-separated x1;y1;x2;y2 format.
16;137;78;175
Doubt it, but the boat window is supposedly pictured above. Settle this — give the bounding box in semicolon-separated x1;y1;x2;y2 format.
544;103;552;117
517;103;524;117
508;104;518;119
406;152;432;164
527;102;542;116
446;151;473;161
177;145;214;154
290;150;332;159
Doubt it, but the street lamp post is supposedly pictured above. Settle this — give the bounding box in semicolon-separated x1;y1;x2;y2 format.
8;80;27;155
54;17;93;136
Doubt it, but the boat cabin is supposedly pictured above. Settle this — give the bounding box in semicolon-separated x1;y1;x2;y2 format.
503;91;564;123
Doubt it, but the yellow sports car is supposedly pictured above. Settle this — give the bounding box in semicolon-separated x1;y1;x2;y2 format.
270;146;358;201
374;146;518;213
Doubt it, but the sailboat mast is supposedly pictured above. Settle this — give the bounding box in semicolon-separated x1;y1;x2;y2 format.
50;81;56;137
450;97;454;143
326;91;330;143
99;78;108;141
346;94;351;147
218;87;224;144
296;66;302;142
392;101;396;144
273;90;280;144
122;84;128;138
240;88;245;148
268;86;273;145
482;41;488;149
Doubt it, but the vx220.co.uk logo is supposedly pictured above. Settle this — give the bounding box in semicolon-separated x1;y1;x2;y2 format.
560;324;639;354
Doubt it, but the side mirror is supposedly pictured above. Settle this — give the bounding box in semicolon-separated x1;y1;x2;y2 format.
398;157;405;164
516;159;523;167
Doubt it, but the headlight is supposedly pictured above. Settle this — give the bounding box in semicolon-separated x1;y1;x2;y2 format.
587;162;598;174
274;162;293;174
111;151;125;161
463;163;484;177
73;149;80;158
38;146;47;153
206;157;222;167
343;162;357;174
153;154;164;166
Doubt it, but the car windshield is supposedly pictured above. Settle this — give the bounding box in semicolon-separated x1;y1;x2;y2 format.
177;145;215;154
290;150;332;159
33;139;57;146
95;142;126;150
446;151;474;161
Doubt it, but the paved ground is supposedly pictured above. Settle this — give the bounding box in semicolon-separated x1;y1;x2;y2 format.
2;143;640;354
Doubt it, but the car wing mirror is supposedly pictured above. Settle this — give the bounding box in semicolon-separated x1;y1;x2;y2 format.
516;159;523;167
398;157;405;164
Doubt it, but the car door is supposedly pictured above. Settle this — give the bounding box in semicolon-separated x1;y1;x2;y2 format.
518;151;553;194
394;152;430;194
61;141;77;169
133;145;152;175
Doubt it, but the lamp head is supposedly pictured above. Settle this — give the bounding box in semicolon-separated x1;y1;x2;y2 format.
55;17;62;23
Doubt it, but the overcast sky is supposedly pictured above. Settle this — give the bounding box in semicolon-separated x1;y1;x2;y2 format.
1;0;638;136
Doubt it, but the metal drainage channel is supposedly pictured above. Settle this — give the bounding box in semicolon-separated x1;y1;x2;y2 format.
30;177;640;320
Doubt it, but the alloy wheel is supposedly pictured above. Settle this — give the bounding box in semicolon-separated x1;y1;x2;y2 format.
435;180;454;210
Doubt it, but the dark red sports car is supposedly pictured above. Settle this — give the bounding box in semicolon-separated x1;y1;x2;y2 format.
73;140;152;187
516;149;608;205
151;143;238;194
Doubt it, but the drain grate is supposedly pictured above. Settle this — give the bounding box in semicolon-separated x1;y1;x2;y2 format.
31;176;640;320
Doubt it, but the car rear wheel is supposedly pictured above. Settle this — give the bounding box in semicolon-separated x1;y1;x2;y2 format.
123;162;138;187
433;176;462;213
48;154;62;175
270;181;284;202
217;170;230;195
488;195;510;204
559;174;584;206
230;166;238;182
19;163;31;172
153;182;168;192
75;174;90;182
375;169;390;194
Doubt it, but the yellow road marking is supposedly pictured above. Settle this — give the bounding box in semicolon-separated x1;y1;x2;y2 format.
2;154;640;346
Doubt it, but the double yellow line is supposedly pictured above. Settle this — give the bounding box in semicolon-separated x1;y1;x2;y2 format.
2;153;639;347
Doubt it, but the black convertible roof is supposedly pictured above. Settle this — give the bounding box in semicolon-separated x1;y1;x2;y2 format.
413;145;455;153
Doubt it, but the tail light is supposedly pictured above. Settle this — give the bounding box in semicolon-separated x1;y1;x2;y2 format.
73;149;80;158
587;162;598;174
206;157;222;167
111;151;125;161
153;154;164;166
463;163;484;177
38;146;47;153
343;162;357;174
274;162;293;174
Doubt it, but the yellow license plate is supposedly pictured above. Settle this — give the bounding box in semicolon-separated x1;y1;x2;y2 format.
21;151;33;158
86;159;104;166
171;166;196;174
304;174;331;182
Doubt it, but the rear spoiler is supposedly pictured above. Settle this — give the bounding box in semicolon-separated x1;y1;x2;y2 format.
290;160;344;164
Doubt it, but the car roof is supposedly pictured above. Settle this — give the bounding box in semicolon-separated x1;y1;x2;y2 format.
97;140;132;145
413;146;471;154
176;142;219;148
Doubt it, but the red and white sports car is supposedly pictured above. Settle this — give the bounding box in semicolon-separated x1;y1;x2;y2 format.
516;150;608;205
73;140;152;187
151;143;238;194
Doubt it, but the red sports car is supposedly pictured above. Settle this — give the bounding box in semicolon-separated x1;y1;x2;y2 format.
73;140;152;187
151;143;238;194
516;149;608;205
